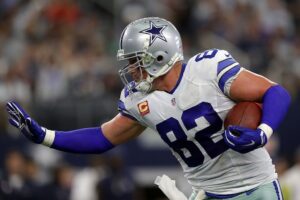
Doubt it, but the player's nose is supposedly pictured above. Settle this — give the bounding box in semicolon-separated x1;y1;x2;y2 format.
129;67;139;79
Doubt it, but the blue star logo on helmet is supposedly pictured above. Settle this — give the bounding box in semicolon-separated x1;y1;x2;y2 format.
140;21;167;46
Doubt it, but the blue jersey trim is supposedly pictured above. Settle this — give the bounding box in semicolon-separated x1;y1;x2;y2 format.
273;180;282;200
118;100;127;112
124;82;138;97
206;187;257;199
118;100;137;120
168;63;186;94
205;191;242;199
218;65;240;92
217;57;237;75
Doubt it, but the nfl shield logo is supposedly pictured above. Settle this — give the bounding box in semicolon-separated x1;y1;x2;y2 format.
171;98;176;106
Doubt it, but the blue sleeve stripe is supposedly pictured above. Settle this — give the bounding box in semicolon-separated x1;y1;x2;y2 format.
118;101;131;115
120;111;138;121
218;65;241;92
118;100;137;121
217;58;238;75
118;100;127;112
124;87;130;97
124;82;138;97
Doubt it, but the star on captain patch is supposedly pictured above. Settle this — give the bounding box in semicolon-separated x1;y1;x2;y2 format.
140;21;167;46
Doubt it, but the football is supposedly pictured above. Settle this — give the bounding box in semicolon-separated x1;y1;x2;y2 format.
224;102;262;129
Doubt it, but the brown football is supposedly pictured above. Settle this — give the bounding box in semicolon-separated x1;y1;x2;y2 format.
224;102;262;129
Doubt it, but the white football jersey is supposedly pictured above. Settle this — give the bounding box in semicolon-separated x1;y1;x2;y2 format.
118;49;277;195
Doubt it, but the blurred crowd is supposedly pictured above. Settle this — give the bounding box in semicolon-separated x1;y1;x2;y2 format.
0;150;139;200
1;0;300;199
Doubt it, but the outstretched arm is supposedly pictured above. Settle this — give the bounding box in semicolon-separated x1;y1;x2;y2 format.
102;114;146;145
223;69;291;153
6;101;145;153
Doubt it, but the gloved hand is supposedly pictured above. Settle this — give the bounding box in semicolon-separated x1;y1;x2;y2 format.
6;101;45;144
223;125;267;154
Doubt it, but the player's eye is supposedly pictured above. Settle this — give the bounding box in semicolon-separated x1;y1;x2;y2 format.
128;57;142;65
128;59;136;65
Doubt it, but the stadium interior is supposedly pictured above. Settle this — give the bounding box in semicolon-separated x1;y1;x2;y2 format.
1;0;300;199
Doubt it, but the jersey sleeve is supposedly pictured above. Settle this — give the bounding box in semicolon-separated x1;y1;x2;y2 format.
189;49;243;97
118;88;138;121
215;50;243;96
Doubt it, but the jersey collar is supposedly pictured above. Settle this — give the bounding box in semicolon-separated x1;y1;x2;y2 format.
168;63;186;94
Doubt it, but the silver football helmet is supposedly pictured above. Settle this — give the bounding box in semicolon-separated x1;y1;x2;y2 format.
117;17;184;93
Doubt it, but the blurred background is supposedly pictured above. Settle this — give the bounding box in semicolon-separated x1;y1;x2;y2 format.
0;0;300;199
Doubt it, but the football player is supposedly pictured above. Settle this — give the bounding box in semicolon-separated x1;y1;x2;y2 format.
6;17;290;200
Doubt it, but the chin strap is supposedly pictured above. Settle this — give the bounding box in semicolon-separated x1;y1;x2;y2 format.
135;74;154;93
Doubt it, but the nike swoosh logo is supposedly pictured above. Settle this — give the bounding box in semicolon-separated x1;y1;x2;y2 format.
242;140;255;147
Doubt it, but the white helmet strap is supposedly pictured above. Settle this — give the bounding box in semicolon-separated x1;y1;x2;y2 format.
135;74;154;93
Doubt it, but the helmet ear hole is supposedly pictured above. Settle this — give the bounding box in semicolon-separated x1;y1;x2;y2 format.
156;55;164;63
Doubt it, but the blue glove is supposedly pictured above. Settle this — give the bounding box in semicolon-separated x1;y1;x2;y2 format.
6;101;45;144
223;125;267;154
